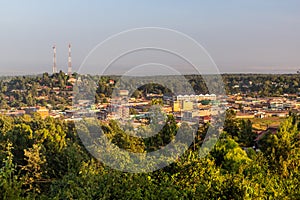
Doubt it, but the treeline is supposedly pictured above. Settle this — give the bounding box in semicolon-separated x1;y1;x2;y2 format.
221;74;300;96
0;112;300;199
1;73;300;110
0;72;74;109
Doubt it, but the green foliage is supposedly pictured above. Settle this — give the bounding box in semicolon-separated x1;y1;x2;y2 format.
21;144;46;194
239;119;256;147
260;116;300;176
0;113;299;199
224;110;256;147
0;142;23;199
211;137;251;172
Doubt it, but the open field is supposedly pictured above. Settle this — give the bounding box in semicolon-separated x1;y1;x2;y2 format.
251;117;285;130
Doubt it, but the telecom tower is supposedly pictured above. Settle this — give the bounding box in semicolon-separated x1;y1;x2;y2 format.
68;43;72;76
52;45;57;73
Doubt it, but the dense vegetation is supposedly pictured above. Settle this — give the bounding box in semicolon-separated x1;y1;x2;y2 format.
0;111;300;199
0;73;300;110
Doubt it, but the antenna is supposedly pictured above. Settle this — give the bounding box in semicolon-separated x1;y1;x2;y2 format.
53;44;57;73
68;43;72;76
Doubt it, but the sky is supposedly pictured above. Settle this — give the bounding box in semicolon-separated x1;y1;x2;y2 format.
1;0;300;75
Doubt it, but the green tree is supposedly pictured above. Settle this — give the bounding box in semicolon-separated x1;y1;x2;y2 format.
0;142;23;199
239;119;256;147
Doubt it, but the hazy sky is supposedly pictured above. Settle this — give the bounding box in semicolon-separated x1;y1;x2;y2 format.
1;0;300;75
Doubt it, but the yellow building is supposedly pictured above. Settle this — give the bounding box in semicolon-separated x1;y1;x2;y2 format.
199;109;210;116
37;107;49;119
235;112;254;119
173;101;181;112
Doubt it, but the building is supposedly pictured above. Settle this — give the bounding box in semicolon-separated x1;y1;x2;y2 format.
172;101;181;112
265;110;288;118
199;109;210;116
6;110;25;117
36;107;49;119
182;111;199;122
109;90;130;120
236;112;255;119
182;101;193;111
175;94;216;102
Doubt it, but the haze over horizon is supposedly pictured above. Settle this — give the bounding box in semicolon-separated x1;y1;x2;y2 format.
1;0;300;75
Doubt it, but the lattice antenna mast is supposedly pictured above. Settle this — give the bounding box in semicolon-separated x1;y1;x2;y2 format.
68;43;72;76
53;44;57;73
